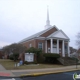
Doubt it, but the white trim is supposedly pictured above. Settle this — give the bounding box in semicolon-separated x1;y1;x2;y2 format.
57;39;59;54
51;38;53;53
46;37;69;41
19;25;59;43
47;30;70;40
60;30;70;39
45;40;47;53
62;40;65;57
68;41;70;57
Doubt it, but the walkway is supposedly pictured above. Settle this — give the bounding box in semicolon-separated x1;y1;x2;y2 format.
0;64;15;76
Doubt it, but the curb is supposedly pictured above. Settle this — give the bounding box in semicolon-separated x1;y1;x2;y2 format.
20;68;79;77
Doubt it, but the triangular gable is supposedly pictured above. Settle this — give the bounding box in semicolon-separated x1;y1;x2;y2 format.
39;25;59;37
48;30;69;39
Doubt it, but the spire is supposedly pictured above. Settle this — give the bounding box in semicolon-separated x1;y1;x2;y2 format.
46;5;50;25
45;6;51;29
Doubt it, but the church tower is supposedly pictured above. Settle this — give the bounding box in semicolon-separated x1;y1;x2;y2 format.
45;6;52;29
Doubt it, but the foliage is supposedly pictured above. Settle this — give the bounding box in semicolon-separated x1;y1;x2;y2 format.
9;54;14;60
25;47;42;63
2;43;26;55
43;53;60;58
25;47;42;54
13;53;19;61
9;53;19;61
37;53;45;63
71;57;79;62
26;47;42;60
42;53;60;64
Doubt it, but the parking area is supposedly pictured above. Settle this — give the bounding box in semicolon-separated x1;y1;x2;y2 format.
0;70;80;80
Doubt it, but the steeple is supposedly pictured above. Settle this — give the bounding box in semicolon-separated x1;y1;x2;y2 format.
46;6;50;25
45;6;51;29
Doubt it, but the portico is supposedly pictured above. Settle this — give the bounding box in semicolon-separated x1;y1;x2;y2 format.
45;39;70;57
45;30;70;57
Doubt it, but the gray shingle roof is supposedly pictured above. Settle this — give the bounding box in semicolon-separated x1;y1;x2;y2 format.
19;25;57;43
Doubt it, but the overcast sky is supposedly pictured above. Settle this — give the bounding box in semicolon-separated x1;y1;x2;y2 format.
0;0;80;49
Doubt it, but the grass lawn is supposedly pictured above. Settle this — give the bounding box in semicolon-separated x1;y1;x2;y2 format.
0;59;64;70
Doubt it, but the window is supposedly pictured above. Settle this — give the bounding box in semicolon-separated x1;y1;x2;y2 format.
38;43;43;50
29;43;32;47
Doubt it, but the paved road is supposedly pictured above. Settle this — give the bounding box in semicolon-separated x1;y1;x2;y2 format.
22;70;80;80
0;70;80;80
12;65;78;76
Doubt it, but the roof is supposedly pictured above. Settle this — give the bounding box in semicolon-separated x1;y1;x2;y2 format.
19;25;58;43
47;30;70;40
19;25;69;43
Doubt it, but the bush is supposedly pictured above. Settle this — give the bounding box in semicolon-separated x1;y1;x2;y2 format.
13;53;19;61
37;53;45;63
9;53;19;61
25;47;42;63
43;53;60;58
25;47;42;54
43;53;60;64
24;61;28;64
9;54;14;60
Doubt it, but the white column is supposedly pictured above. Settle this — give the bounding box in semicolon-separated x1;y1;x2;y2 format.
68;41;70;57
62;40;65;57
57;39;59;54
45;40;47;53
51;38;53;53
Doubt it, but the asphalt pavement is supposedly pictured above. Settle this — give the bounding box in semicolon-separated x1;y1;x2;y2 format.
22;70;80;80
0;70;80;80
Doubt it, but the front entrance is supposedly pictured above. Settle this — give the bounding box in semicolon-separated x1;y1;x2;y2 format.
53;48;57;53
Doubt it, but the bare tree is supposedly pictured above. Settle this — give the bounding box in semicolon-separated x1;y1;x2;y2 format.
3;43;26;55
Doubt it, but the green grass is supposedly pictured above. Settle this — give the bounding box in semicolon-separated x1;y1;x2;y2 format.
0;59;63;70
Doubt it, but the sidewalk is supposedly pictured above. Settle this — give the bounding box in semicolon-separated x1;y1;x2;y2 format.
0;64;80;77
11;65;80;77
0;64;6;71
0;64;15;77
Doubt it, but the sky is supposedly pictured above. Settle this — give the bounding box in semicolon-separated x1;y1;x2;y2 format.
0;0;80;49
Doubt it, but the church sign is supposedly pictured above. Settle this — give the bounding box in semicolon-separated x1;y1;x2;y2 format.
25;53;34;62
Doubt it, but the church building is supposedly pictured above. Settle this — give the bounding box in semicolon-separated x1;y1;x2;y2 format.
19;7;70;57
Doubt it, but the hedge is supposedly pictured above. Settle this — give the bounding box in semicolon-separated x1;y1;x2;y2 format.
43;53;60;58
